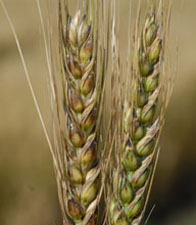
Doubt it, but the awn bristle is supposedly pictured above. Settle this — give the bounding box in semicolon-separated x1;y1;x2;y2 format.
109;9;164;225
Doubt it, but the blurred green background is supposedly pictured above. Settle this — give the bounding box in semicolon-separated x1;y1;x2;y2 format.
0;0;196;225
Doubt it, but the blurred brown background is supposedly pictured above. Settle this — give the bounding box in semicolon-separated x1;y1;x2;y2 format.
0;1;196;225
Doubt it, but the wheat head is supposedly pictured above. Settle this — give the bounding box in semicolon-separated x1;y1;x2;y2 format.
109;7;165;225
53;2;105;223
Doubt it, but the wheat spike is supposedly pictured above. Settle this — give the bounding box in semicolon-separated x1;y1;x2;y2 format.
55;5;105;224
109;7;165;225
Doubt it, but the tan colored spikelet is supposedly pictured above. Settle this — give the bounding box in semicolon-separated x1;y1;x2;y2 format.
109;4;170;225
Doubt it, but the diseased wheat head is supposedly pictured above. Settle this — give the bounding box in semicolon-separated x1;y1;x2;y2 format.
109;7;166;225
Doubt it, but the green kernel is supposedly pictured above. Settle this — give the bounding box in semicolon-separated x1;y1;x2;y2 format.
123;151;139;171
70;92;84;113
80;72;95;96
120;183;133;204
81;145;96;169
132;169;150;188
149;39;162;65
139;52;152;77
137;140;154;156
69;60;82;79
69;126;84;148
68;165;83;184
144;77;158;93
137;91;147;107
141;107;155;123
81;182;97;206
127;198;144;219
81;110;95;131
80;39;93;64
133;126;144;141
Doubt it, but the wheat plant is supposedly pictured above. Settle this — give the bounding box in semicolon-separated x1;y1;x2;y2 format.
0;0;174;224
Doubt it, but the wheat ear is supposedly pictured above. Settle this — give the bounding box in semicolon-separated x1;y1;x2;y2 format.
109;7;165;225
53;2;105;224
